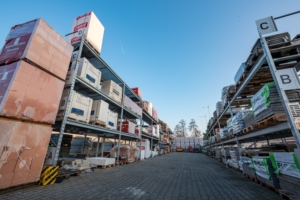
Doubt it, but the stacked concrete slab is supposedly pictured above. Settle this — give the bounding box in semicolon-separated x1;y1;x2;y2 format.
0;18;73;189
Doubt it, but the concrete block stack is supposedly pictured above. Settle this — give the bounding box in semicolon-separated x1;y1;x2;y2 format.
0;18;73;189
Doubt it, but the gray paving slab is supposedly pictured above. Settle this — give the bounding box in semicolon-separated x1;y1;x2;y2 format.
0;153;281;200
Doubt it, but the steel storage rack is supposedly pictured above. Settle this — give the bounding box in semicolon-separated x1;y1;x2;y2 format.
52;38;162;166
203;32;300;156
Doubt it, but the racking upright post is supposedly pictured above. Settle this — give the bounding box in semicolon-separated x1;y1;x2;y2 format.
260;34;300;161
151;120;154;157
53;38;85;166
117;83;126;165
96;135;100;156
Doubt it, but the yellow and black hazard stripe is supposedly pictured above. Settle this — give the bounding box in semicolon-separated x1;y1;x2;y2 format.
39;166;59;186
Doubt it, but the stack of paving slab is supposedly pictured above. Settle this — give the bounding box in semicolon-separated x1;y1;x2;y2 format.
0;18;73;189
86;157;115;166
270;152;300;197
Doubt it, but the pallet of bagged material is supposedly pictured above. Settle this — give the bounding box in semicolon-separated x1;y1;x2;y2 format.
257;113;287;128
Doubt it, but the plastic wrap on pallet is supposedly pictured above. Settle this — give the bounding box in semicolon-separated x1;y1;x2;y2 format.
0;18;73;80
229;149;240;168
123;95;142;117
0;118;52;189
221;84;235;104
69;12;104;54
232;110;252;134
269;152;300;178
234;63;246;84
251;82;275;116
252;156;280;188
0;61;64;124
216;101;225;116
110;145;139;163
117;120;136;134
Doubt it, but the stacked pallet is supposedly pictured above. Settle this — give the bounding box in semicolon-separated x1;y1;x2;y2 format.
0;18;73;189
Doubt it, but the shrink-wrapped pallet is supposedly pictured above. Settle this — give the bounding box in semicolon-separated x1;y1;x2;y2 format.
137;139;151;158
221;84;235;104
152;107;158;121
0;61;64;124
57;89;93;123
123;95;142;117
106;110;118;130
0;18;73;80
67;57;101;88
101;80;122;103
69;12;104;54
131;87;142;98
0;117;52;189
90;100;109;124
117;120;136;134
232;110;252;134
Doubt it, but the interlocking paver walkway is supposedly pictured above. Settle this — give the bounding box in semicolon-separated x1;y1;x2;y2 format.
0;153;281;200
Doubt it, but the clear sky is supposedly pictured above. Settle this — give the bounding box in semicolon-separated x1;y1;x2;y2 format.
1;0;300;135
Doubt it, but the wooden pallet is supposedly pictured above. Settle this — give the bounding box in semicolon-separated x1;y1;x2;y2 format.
57;168;80;178
257;113;287;128
95;164;116;169
90;120;106;127
245;174;256;181
68;117;87;123
278;189;297;200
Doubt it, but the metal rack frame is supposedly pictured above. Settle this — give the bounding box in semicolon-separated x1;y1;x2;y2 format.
52;39;162;166
204;34;300;150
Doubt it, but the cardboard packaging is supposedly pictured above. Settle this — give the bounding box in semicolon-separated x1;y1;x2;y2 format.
0;61;64;124
69;12;104;54
57;89;93;123
106;110;118;130
0;18;73;80
0;117;52;189
118;121;136;134
101;80;122;103
67;57;101;88
90;100;109;124
123;95;142;117
147;126;155;136
131;87;142;99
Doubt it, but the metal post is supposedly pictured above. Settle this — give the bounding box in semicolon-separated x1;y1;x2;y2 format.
117;83;126;165
282;138;287;145
260;35;300;159
53;38;85;166
101;137;105;157
235;137;241;158
83;133;87;154
151;121;153;158
96;135;100;157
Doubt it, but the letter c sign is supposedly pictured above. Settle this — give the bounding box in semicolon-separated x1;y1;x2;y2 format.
260;22;269;30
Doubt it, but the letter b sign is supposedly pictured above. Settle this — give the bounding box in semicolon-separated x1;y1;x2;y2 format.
275;68;300;90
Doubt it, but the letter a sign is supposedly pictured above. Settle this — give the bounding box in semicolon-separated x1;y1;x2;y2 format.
255;16;278;35
275;68;300;90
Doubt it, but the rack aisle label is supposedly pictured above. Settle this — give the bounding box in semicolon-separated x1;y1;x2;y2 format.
255;16;277;35
275;68;300;90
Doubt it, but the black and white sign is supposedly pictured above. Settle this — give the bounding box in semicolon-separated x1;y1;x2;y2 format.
255;16;278;35
275;68;300;90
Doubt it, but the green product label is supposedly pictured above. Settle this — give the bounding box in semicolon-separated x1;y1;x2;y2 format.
250;82;275;116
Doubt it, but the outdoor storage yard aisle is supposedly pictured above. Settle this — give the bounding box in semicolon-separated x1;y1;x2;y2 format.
0;153;280;200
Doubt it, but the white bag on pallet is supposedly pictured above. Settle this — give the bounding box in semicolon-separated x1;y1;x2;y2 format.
67;57;101;88
69;11;105;54
86;157;115;166
57;89;93;123
90;100;109;124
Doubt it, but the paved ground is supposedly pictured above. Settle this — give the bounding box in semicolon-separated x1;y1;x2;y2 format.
0;153;281;200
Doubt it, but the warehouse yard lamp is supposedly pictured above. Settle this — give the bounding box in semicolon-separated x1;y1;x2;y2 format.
199;115;207;134
202;106;211;120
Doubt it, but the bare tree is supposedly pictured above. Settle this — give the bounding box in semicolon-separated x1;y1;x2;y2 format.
193;128;202;137
189;119;199;137
174;119;187;137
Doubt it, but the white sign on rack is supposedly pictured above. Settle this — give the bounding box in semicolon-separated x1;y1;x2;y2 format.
255;16;278;35
275;68;300;90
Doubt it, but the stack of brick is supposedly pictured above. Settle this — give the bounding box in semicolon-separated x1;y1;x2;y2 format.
0;18;73;189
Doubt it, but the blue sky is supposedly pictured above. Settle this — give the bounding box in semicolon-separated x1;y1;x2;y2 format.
1;0;300;135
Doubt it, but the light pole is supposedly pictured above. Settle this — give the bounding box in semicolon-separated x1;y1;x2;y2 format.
199;115;207;135
202;106;211;120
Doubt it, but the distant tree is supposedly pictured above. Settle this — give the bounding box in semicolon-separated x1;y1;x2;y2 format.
189;119;200;137
174;119;188;137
